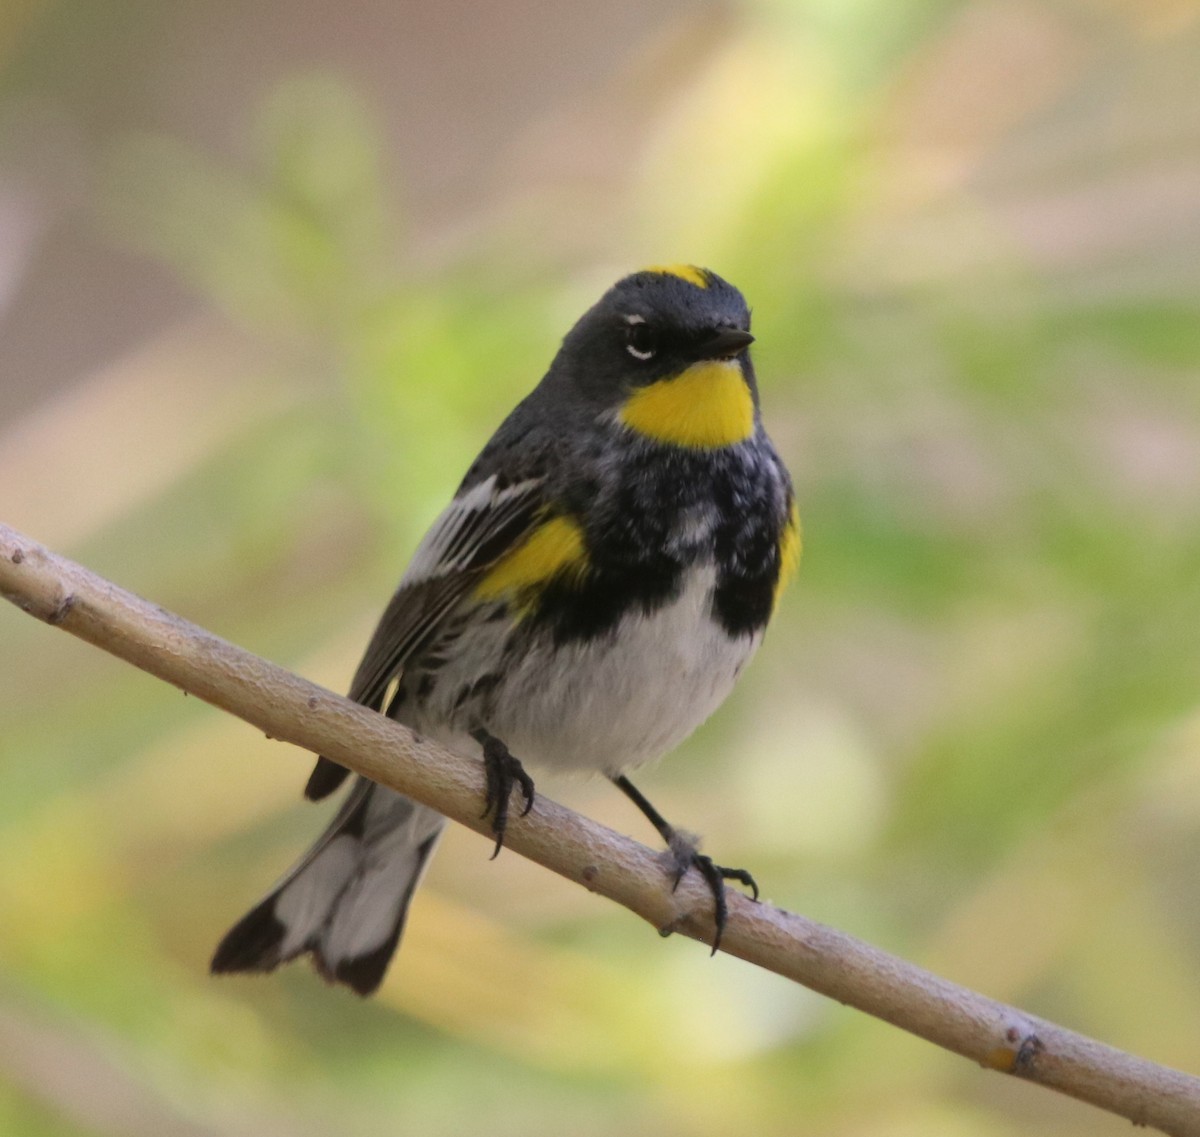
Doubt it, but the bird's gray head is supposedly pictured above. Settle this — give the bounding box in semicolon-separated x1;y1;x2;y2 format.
549;265;758;449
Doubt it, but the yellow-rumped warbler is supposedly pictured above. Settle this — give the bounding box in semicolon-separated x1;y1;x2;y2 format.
212;266;800;995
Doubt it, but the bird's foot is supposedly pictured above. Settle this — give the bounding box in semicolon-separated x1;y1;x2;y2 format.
664;830;759;955
473;729;535;859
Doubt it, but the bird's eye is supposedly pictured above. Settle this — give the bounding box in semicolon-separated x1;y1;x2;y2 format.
625;321;658;361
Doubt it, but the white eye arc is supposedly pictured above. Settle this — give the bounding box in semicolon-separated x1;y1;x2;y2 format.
624;315;658;361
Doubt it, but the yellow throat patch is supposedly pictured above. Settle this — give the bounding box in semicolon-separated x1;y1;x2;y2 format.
642;264;709;289
619;360;755;449
474;515;588;611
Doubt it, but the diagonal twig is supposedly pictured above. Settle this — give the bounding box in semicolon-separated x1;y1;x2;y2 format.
2;520;1198;1136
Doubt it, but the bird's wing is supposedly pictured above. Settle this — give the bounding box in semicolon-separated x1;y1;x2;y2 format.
305;473;547;800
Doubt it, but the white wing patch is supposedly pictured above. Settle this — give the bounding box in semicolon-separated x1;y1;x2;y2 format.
345;474;546;709
402;475;545;585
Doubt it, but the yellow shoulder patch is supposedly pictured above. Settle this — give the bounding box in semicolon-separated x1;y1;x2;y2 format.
773;500;802;611
642;264;710;289
619;360;755;449
474;515;588;609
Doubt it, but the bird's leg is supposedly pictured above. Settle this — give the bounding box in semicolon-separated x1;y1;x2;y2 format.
471;727;535;859
611;774;759;954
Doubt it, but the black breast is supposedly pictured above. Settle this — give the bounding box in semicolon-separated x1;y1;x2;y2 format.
710;455;786;637
531;442;787;645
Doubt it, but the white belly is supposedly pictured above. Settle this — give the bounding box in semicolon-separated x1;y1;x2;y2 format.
413;564;760;777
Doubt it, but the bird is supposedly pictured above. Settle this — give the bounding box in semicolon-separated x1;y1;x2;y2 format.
211;265;800;995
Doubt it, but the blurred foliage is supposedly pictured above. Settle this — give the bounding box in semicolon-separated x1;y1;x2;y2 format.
3;1;1200;1135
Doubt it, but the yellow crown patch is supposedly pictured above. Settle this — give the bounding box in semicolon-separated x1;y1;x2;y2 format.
641;264;710;289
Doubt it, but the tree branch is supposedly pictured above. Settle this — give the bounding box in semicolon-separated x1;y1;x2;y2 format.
2;520;1198;1135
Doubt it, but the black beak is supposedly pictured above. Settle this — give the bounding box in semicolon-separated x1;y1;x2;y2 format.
700;328;755;360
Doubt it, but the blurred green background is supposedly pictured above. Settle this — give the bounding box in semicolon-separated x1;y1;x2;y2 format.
3;1;1200;1134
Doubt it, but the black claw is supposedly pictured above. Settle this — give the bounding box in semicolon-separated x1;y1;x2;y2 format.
671;848;758;953
515;767;535;817
473;729;535;859
610;775;759;955
721;866;760;902
693;855;728;955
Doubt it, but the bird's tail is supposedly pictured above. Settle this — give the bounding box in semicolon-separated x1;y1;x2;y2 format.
211;779;445;996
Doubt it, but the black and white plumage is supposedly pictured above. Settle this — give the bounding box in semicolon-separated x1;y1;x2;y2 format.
212;268;797;995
